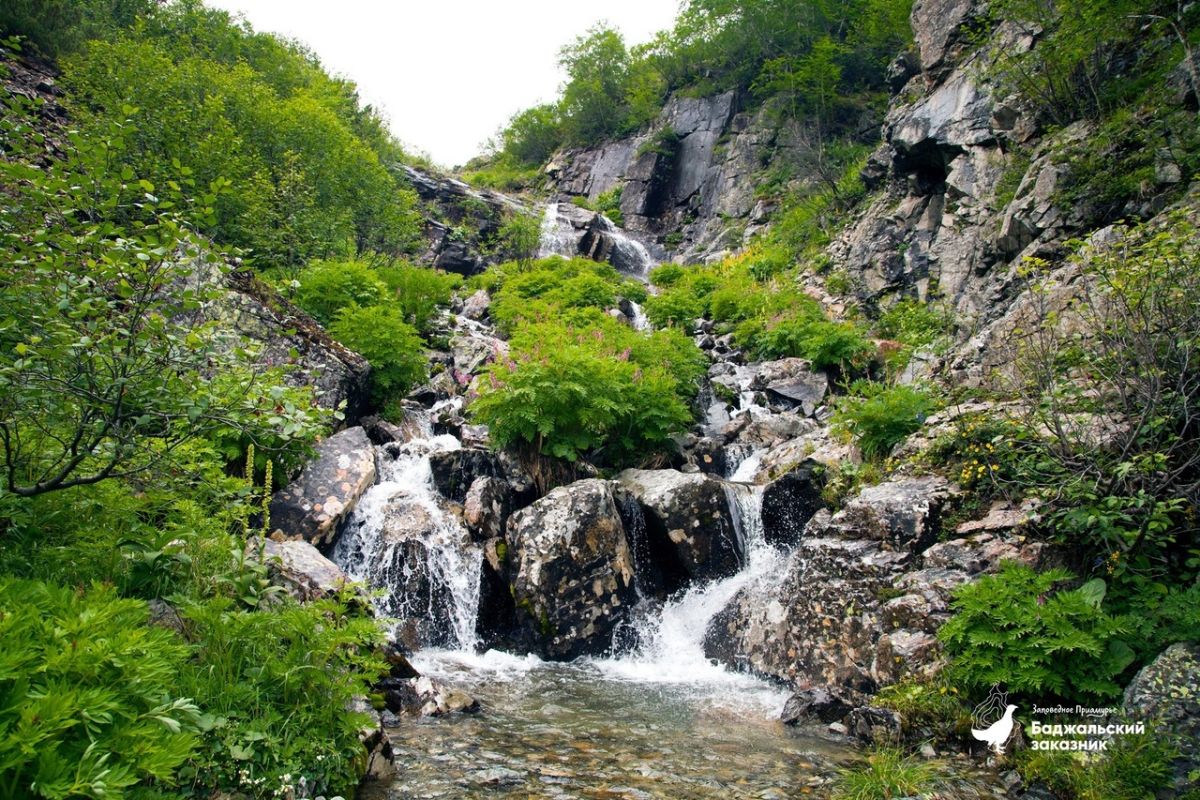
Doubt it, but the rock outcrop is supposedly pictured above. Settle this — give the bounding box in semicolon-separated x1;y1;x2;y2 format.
615;469;742;592
246;537;353;602
505;479;638;659
1122;643;1200;793
704;476;1047;692
268;426;376;546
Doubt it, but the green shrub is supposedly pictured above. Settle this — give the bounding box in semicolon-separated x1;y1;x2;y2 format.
833;748;943;800
751;316;874;370
833;382;938;459
294;260;387;325
374;261;460;333
0;578;200;799
649;263;686;287
876;298;953;351
175;594;385;798
873;677;972;742
1018;733;1178;800
939;562;1136;701
644;288;704;329
329;305;428;403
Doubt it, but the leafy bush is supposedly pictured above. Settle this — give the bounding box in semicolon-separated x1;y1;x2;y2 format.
649;263;686;287
0;578;200;799
644;288;705;329
0;105;327;499
876;298;953;352
751;316;874;370
329;305;428;403
293;260;387;326
1018;733;1178;800
833;382;938;459
375;262;461;333
472;332;691;464
939;562;1135;701
0;0;153;57
175;594;385;798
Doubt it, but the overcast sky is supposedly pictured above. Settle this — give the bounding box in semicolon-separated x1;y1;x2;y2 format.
204;0;682;168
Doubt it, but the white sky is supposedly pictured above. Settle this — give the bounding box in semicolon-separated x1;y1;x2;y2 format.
204;0;682;168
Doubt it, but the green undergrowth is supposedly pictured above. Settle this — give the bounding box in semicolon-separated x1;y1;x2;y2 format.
468;256;704;466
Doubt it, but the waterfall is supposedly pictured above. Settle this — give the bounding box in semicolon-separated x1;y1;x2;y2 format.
536;201;657;279
331;426;483;651
627;300;652;332
595;458;786;694
537;202;577;259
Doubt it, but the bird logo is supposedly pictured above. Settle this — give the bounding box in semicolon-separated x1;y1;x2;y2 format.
971;686;1018;755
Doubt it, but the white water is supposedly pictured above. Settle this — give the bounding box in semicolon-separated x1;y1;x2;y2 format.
628;300;652;332
331;425;483;650
536;200;657;279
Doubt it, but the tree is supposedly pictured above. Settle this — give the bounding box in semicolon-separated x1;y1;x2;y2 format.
559;25;634;144
0;109;326;499
501;104;563;166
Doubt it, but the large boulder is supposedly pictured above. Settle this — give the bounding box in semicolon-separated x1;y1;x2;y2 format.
760;459;826;546
505;479;637;659
752;358;829;416
615;469;742;593
704;476;1015;692
1122;643;1200;793
246;537;353;603
268;426;376;547
821;476;953;551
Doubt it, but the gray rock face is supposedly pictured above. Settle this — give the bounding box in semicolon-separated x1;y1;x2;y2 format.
781;686;856;726
268;426;376;546
910;0;984;77
703;476;1047;693
462;476;511;541
505;479;638;660
1122;643;1200;792
550;92;808;263
247;537;352;602
615;469;742;591
220;269;371;421
760;460;825;546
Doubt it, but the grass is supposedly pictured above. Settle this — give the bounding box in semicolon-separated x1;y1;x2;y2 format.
833;748;944;800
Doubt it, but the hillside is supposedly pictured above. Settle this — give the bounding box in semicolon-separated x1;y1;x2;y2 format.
1;1;1199;799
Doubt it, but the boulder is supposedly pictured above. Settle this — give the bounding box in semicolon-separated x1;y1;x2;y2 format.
268;426;376;546
505;479;637;659
910;0;983;76
820;476;952;551
461;289;490;320
615;469;742;592
246;537;353;602
462;476;511;541
760;459;825;546
781;686;856;726
753;358;829;416
428;447;504;503
1122;643;1200;793
451;332;506;376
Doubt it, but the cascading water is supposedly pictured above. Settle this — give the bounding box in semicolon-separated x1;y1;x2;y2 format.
331;422;483;650
536;200;657;279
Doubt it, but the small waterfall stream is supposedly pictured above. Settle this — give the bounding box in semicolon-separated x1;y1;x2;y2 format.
536;200;657;279
332;422;483;650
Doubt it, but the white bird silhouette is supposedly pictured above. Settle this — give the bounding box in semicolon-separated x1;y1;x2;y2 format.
971;704;1018;754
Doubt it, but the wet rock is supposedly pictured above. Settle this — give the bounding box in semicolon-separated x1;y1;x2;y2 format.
463;476;512;541
382;641;421;680
1122;643;1200;792
781;686;855;725
753;358;829;416
268;426;376;546
451;332;506;376
820;476;952;551
760;460;825;546
615;469;742;591
505;479;638;660
382;675;481;717
873;630;943;686
462;289;491;320
246;537;354;603
429;447;504;503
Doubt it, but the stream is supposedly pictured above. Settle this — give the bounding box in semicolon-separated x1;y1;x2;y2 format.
337;213;1007;799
